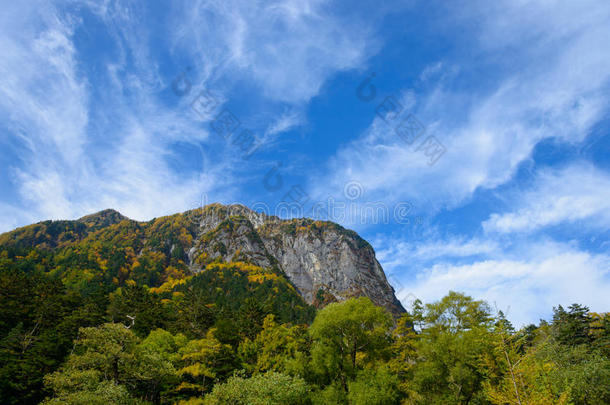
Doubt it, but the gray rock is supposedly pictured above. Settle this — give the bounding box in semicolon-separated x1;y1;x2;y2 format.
186;204;404;315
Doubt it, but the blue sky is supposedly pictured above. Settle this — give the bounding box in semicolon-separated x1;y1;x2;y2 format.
1;0;609;325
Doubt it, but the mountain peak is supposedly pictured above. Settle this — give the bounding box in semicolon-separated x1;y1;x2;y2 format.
78;209;128;228
1;204;404;315
184;204;405;314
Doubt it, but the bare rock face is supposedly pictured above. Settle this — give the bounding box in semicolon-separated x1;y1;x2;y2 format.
187;204;405;315
188;215;275;271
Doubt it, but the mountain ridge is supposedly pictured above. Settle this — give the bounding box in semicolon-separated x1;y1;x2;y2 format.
0;204;405;314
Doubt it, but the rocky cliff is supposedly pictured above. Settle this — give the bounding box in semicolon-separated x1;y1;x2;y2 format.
0;204;405;315
184;204;405;315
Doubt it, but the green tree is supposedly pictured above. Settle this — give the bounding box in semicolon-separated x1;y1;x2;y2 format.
203;371;310;405
43;378;140;405
239;314;310;377
0;267;104;404
42;323;141;404
177;329;238;397
485;337;610;405
310;383;347;405
388;312;420;401
408;292;495;404
133;329;187;403
347;366;401;405
482;321;530;405
237;297;272;340
309;297;392;390
423;291;492;332
171;287;216;339
552;304;593;346
590;312;610;356
107;284;171;337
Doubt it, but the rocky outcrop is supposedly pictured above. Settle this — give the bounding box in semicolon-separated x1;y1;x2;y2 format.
186;204;405;315
6;204;405;315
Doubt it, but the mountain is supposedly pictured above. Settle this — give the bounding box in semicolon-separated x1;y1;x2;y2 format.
0;204;404;314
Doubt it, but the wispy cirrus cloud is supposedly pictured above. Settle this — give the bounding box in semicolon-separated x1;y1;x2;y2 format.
356;0;610;321
0;1;90;220
376;235;499;269
484;164;610;234
405;241;610;327
313;0;610;213
171;0;377;103
375;233;610;326
0;0;378;231
0;1;224;225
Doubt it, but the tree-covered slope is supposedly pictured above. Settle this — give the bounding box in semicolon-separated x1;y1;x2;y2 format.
1;208;609;404
0;207;319;403
0;204;404;314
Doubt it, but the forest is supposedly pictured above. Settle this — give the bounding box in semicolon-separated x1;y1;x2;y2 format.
0;213;609;404
2;265;609;404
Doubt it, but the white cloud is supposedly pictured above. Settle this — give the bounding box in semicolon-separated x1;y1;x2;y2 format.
0;1;230;230
376;235;610;327
313;0;610;212
0;0;379;232
172;0;376;103
0;203;36;234
0;2;87;165
377;236;499;272
406;246;610;327
484;164;610;234
264;110;304;140
0;2;90;221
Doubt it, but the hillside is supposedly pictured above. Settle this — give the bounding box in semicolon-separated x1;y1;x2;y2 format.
1;207;608;404
0;204;404;315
